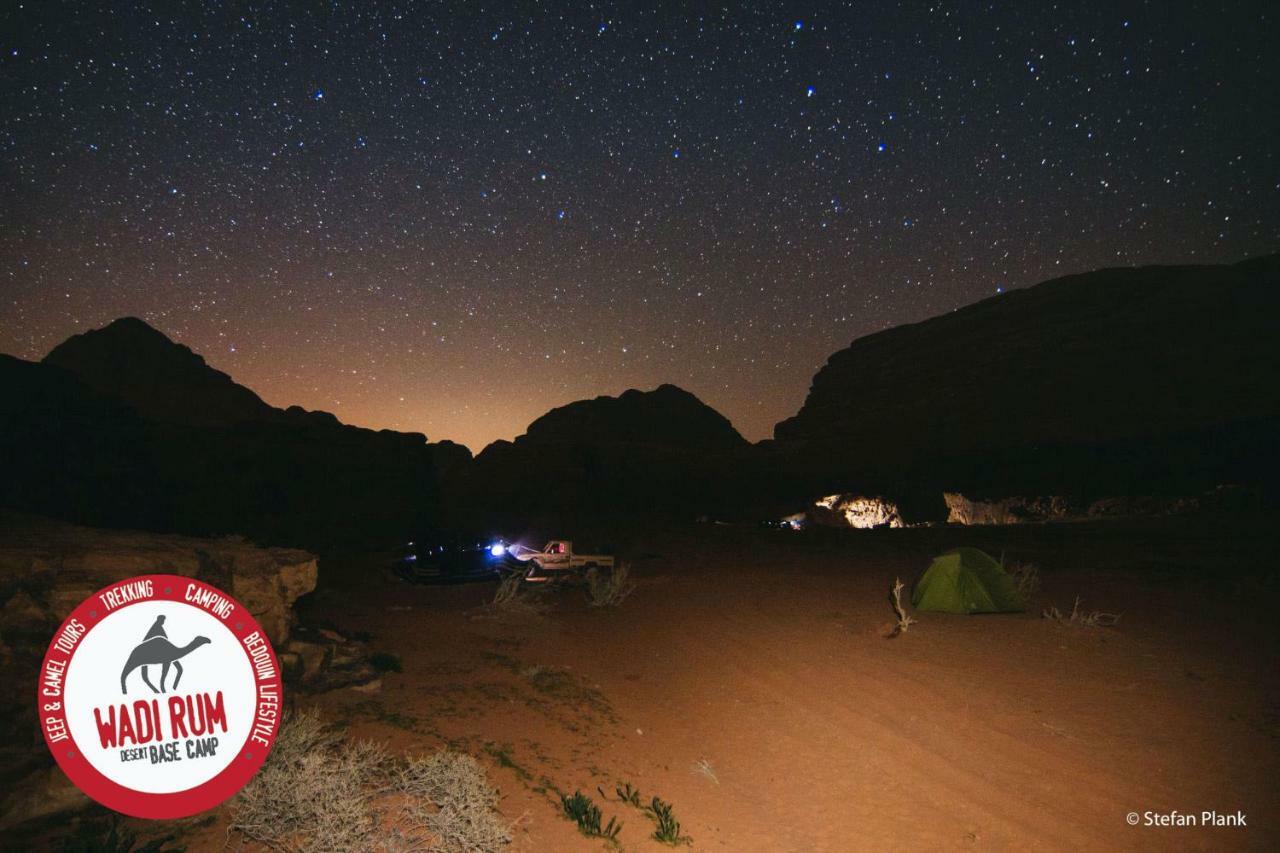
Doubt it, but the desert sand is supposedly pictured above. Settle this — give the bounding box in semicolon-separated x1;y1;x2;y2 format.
188;514;1279;852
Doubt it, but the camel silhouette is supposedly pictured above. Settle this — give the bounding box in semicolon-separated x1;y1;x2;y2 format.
120;635;211;695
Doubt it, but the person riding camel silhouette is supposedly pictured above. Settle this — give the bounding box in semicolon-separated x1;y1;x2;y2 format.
120;615;211;694
143;614;168;641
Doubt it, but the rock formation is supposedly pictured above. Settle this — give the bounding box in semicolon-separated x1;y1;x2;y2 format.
43;317;277;427
807;494;905;529
942;488;1245;525
2;319;468;549
775;255;1280;504
462;384;758;518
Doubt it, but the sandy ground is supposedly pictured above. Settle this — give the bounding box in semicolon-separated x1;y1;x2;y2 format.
121;515;1280;851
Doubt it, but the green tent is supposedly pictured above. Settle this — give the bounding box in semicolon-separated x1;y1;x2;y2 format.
911;547;1024;614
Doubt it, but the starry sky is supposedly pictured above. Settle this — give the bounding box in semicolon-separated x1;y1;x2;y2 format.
2;2;1277;451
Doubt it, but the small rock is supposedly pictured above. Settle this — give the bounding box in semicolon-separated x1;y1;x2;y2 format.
350;678;383;694
286;640;329;680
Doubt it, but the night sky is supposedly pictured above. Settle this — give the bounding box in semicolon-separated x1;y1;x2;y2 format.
2;2;1276;451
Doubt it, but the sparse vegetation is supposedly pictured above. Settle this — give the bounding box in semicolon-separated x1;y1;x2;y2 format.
615;781;643;807
1043;596;1121;627
888;576;916;637
492;573;523;607
1007;560;1041;605
230;710;509;852
371;651;404;673
396;751;512;852
486;573;549;616
607;783;692;846
231;711;390;851
560;791;622;841
691;758;719;785
483;742;533;783
649;796;691;846
586;561;635;607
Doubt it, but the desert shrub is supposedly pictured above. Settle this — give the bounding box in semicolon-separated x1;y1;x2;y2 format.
690;758;719;785
371;652;404;673
1043;596;1121;628
585;562;635;608
1007;560;1041;605
396;752;511;852
560;791;622;841
485;574;548;617
231;711;390;851
649;796;690;846
606;783;692;846
230;711;509;852
887;577;916;637
615;782;642;807
492;573;522;607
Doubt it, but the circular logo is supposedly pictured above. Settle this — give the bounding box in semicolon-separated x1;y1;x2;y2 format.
37;575;282;818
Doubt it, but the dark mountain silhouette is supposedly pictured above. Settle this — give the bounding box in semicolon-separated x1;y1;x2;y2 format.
0;354;167;530
773;254;1280;510
43;317;275;427
6;255;1277;542
523;384;748;449
3;320;469;549
461;384;755;518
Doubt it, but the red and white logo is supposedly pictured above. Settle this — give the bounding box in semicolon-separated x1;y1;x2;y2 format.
38;575;282;818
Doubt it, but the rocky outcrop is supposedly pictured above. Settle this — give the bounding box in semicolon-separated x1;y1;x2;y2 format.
807;494;905;529
520;384;748;450
0;512;316;643
463;384;758;517
3;318;462;549
0;512;317;830
44;317;277;427
943;494;1078;526
280;625;380;692
774;255;1280;501
942;491;1236;525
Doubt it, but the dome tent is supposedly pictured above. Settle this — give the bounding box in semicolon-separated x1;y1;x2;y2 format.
911;547;1024;614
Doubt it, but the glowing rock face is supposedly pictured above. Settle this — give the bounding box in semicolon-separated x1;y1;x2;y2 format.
809;495;904;529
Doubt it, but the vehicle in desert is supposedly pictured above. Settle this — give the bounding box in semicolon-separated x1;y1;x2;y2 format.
509;540;614;583
398;530;520;583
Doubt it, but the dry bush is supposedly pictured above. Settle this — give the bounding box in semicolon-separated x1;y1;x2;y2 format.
690;758;719;785
230;711;509;853
585;561;635;608
888;577;916;637
1007;560;1041;605
483;573;548;617
1043;596;1121;628
491;573;522;607
396;752;511;852
231;710;391;852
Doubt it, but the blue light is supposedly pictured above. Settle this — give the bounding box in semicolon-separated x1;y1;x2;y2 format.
489;543;506;557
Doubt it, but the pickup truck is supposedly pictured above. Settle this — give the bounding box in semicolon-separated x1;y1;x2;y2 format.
510;540;614;583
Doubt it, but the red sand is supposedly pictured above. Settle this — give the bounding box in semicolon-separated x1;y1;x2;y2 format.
279;518;1277;852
